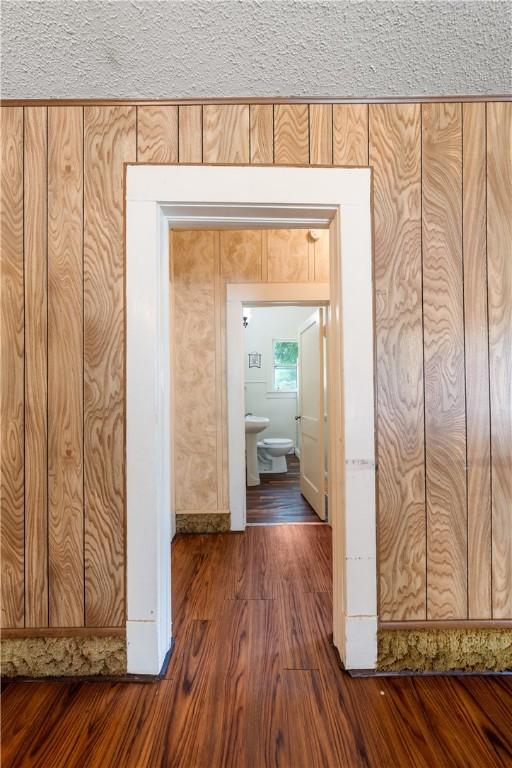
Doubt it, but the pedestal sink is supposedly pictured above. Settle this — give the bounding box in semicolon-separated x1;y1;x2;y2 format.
245;415;269;486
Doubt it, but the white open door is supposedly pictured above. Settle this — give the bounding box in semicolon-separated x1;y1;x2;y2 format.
298;309;326;520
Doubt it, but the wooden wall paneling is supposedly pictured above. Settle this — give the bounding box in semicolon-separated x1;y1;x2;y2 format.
422;103;467;620
274;104;309;165
137;105;178;163
178;106;202;163
0;107;25;628
309;105;333;165
203;105;250;163
249;105;273;164
314;229;330;282
47;106;84;627
487;102;512;619
171;231;219;512
370;103;426;620
24;107;48;627
220;230;263;282
333;104;369;166
83;106;136;626
213;234;226;511
267;229;310;282
463;103;492;619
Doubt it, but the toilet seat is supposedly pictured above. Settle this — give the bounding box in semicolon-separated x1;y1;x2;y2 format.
262;438;293;446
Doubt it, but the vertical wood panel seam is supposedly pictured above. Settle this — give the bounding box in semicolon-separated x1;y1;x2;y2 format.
201;105;204;163
82;106;86;625
485;103;494;618
46;106;50;627
22;107;26;626
420;104;428;616
461;104;469;619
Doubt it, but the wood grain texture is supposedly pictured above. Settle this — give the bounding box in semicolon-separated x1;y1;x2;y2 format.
463;103;492;619
203;105;249;163
23;107;48;627
314;229;330;282
3;526;511;768
246;455;321;524
0;107;25;628
274;104;309;165
370;104;425;621
309;104;333;165
47;107;84;627
136;105;178;162
267;228;310;282
178;105;202;163
487;102;512;619
422;103;467;620
84;106;136;626
333;104;369;165
250;104;273;164
219;229;262;282
171;230;218;512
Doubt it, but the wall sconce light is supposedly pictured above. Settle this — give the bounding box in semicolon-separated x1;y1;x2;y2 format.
242;315;249;328
242;308;251;328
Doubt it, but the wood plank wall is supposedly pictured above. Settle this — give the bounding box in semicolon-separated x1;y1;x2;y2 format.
0;101;510;631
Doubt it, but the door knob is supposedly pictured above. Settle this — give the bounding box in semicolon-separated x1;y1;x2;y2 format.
295;415;301;420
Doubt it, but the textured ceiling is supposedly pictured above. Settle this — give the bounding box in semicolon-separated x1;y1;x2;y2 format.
1;1;511;100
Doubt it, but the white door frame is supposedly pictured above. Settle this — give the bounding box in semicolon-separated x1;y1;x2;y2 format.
126;164;376;674
226;283;330;531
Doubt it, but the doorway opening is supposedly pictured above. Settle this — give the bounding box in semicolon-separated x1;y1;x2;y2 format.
243;303;328;526
125;164;376;675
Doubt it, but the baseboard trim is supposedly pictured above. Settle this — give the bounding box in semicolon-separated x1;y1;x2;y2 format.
176;512;230;533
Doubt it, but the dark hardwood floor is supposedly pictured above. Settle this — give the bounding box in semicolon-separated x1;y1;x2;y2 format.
2;525;512;767
246;454;322;524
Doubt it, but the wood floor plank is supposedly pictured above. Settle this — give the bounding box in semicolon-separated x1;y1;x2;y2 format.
48;106;84;627
487;102;512;619
2;526;512;768
246;455;321;524
0;106;25;628
422;103;467;620
23;106;48;627
463;102;492;619
369;103;425;620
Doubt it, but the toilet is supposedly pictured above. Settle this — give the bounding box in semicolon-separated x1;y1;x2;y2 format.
257;438;294;473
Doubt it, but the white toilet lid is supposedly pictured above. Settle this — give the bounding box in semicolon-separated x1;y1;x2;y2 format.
262;438;293;446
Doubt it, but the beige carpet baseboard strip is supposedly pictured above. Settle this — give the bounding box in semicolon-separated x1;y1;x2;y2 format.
378;628;512;672
176;512;230;533
1;636;126;678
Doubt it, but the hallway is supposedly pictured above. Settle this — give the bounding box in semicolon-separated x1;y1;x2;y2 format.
2;525;512;767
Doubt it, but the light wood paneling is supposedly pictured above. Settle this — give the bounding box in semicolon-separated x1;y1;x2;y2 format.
0;107;25;628
333;104;368;165
309;105;333;165
487;102;512;619
314;229;330;282
220;230;262;282
84;106;136;626
48;107;84;627
267;229;310;282
172;231;219;512
24;107;48;627
463;103;492;619
137;105;178;162
370;104;425;620
178;105;202;163
274;104;309;165
249;105;273;164
203;105;249;163
422;103;466;620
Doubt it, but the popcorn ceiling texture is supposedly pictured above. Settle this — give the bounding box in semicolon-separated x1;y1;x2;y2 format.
1;1;511;99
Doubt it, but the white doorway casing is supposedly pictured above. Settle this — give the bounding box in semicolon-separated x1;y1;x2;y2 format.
126;165;376;674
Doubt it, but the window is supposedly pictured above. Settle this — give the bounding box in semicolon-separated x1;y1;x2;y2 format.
273;340;298;391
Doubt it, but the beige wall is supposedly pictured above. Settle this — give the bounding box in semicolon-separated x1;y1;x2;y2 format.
170;228;330;516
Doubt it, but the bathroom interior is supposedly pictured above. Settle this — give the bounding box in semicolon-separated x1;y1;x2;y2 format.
243;304;328;525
